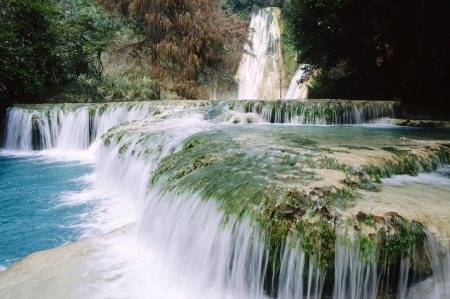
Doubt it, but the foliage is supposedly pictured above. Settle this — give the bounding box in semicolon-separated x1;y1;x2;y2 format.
49;73;153;103
98;0;250;99
56;2;121;80
0;0;128;103
284;0;450;105
0;0;60;100
222;0;285;20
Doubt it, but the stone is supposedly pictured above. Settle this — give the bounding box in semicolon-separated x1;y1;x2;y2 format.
374;216;385;223
356;211;367;222
320;206;331;220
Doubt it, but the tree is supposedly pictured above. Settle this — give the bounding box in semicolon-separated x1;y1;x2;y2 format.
98;0;250;99
222;0;285;20
57;6;120;80
284;0;450;105
0;0;60;100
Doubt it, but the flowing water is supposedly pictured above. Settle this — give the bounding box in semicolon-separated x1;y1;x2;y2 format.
1;9;448;299
237;8;283;99
1;100;449;299
284;68;307;100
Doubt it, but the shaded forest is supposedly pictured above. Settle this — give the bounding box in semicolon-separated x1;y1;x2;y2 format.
283;0;450;109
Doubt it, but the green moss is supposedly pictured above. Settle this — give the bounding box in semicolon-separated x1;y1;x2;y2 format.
382;146;412;157
118;142;131;155
342;145;375;151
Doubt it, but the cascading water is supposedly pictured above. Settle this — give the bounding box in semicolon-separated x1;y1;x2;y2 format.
238;8;283;99
229;99;397;124
284;68;307;100
1;101;450;299
4;102;156;151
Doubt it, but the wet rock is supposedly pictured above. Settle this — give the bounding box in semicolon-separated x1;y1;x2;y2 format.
374;216;385;223
281;210;294;217
268;207;276;219
363;173;371;182
288;190;307;205
356;211;367;222
320;206;331;220
411;220;423;229
311;196;323;206
343;178;357;187
354;225;360;231
383;212;402;219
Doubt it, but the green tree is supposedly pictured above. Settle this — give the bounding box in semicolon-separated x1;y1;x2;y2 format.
57;6;120;80
284;0;450;105
222;0;285;20
0;0;60;100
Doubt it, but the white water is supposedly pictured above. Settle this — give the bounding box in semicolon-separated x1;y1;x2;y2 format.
1;102;450;298
238;9;282;99
284;68;307;100
230;100;395;124
4;102;153;151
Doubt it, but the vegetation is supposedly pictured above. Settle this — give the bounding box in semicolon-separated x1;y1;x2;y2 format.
222;0;285;20
98;0;250;99
283;0;450;107
0;0;142;104
0;0;60;100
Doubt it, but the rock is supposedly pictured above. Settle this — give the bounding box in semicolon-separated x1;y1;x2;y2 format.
268;207;276;219
356;211;367;222
363;173;371;182
354;225;360;231
383;212;401;218
289;190;307;205
281;210;294;217
320;206;331;220
411;220;423;229
374;216;385;223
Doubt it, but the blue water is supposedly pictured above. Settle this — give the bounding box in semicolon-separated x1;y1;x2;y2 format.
0;152;95;270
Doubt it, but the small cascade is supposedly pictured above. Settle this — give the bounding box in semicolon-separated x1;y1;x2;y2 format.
238;8;283;99
230;99;396;124
284;68;307;100
3;102;154;151
277;240;324;299
332;233;379;299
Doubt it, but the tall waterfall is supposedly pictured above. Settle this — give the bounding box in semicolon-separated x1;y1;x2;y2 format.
1;101;450;299
237;8;283;99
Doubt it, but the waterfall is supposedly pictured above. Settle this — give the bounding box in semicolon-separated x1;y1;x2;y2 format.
284;68;307;100
3;102;155;151
237;8;283;99
2;102;450;299
229;99;396;124
4;100;398;152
